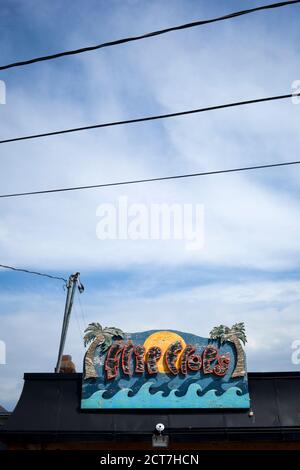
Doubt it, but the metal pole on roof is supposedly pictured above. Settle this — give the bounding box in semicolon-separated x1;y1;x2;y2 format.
55;272;84;373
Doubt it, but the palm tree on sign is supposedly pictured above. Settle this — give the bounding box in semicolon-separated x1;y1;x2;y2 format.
83;322;125;379
209;322;247;378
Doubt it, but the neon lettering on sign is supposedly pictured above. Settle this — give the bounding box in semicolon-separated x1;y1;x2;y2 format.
104;341;230;380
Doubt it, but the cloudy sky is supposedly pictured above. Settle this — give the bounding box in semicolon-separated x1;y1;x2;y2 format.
1;0;300;410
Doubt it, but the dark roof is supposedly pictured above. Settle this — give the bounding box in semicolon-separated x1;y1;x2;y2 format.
0;405;8;414
1;372;300;443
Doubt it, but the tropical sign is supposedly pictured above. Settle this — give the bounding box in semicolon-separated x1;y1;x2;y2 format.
81;323;250;409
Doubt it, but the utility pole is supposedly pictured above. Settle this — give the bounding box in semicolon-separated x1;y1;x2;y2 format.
55;272;84;373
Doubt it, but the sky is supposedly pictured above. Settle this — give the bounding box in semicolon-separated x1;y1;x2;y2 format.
0;0;300;410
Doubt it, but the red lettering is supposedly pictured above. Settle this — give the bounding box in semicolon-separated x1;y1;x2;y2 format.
105;341;124;380
213;353;230;377
134;345;145;373
146;346;162;374
180;345;196;374
104;341;231;379
122;341;134;375
166;341;183;375
187;352;202;371
203;345;218;374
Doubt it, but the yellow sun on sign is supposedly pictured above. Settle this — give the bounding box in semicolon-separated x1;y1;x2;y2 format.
143;331;186;373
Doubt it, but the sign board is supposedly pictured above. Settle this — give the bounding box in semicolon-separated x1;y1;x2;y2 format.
81;323;250;409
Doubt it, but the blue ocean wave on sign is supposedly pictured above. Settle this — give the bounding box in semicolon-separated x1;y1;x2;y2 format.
81;381;250;409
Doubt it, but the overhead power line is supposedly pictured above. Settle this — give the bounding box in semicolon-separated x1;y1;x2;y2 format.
0;263;67;282
0;1;299;71
0;160;299;199
1;92;298;145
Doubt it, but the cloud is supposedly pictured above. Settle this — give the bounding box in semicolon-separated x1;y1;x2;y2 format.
1;1;300;271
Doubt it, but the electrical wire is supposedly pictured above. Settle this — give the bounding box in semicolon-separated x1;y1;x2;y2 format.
0;263;67;282
0;1;299;71
1;92;298;145
73;301;85;339
76;290;88;329
0;159;299;199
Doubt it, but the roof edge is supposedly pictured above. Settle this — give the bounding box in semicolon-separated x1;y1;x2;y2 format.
23;371;300;381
